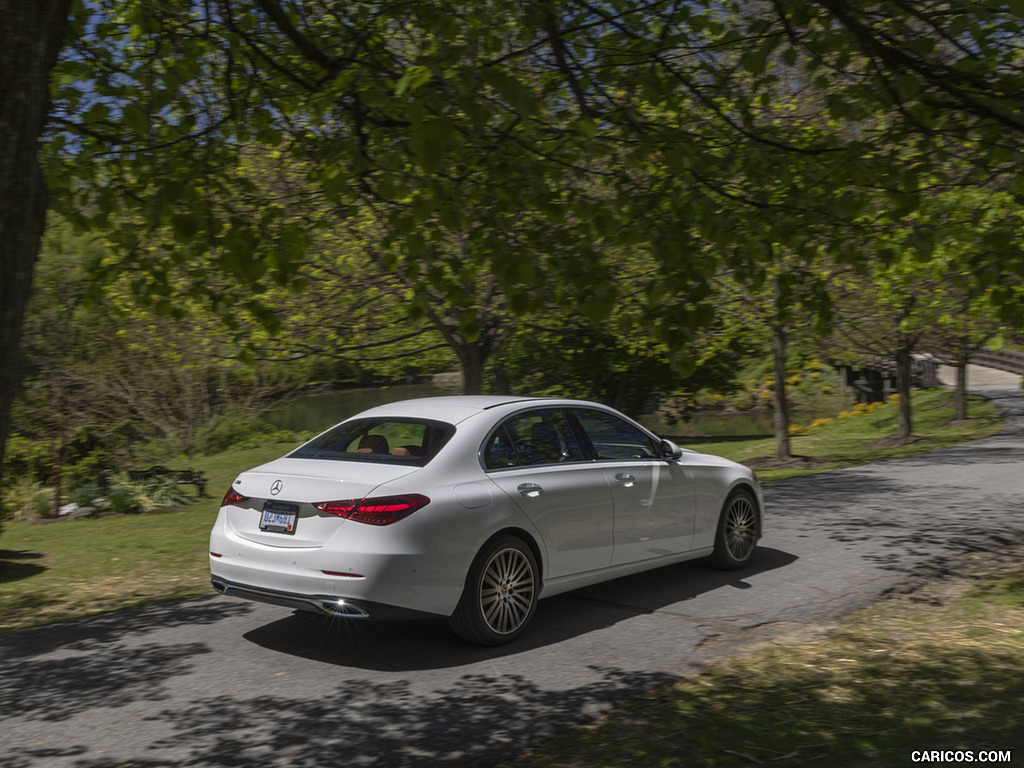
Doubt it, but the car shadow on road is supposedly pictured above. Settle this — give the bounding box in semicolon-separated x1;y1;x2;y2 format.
241;547;798;672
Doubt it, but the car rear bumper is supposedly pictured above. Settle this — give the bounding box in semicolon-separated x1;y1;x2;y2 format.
210;576;445;621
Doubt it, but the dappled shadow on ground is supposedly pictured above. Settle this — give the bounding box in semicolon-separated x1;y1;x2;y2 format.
243;548;797;672
4;665;678;768
0;597;255;727
757;391;1024;570
765;469;1024;570
0;640;210;723
0;594;252;659
0;550;46;584
0;549;796;767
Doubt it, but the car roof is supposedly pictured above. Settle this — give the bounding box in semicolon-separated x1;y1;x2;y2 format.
351;395;601;424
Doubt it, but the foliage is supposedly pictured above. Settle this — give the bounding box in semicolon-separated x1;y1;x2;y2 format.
195;410;305;454
68;484;102;508
106;472;195;515
7;0;1024;504
1;478;54;522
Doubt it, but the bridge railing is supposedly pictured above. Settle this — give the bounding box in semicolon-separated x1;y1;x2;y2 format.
932;348;1024;376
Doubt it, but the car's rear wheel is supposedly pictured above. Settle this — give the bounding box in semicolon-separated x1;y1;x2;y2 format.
450;535;538;645
709;487;759;570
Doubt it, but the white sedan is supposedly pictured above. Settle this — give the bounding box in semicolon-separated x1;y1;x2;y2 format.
209;396;764;645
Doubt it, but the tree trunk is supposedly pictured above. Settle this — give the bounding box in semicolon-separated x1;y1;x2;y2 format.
0;0;72;495
771;324;792;460
895;343;914;438
954;344;969;421
460;341;485;395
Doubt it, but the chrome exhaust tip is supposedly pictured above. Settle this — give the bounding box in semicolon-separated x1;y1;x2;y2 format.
318;598;370;619
211;577;229;594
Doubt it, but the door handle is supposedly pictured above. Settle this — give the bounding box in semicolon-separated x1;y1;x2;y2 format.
615;473;636;488
517;483;543;498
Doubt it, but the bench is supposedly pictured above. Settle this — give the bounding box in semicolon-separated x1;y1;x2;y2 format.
127;465;208;497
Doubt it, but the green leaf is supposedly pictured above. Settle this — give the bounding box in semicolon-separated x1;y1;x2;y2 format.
122;103;149;135
574;119;598;138
395;65;433;96
172;213;199;241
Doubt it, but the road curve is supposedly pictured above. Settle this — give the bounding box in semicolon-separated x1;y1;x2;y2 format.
3;389;1023;768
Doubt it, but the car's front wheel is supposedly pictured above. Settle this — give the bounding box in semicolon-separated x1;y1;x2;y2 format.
449;535;539;645
709;487;759;570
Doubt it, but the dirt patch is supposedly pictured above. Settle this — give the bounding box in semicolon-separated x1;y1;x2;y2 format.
696;619;835;664
741;454;831;470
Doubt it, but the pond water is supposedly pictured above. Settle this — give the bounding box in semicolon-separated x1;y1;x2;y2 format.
264;384;783;439
264;384;452;434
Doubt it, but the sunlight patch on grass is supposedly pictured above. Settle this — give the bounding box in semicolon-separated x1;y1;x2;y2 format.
676;390;1003;482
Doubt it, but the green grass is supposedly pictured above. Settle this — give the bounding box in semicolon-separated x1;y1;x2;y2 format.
0;389;1005;632
674;389;1004;482
0;441;297;632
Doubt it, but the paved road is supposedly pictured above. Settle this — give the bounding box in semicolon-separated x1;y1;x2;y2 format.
3;389;1023;768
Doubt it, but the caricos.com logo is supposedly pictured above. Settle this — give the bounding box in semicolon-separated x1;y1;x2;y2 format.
911;751;1012;763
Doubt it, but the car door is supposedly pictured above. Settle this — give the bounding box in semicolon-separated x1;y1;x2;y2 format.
483;408;614;579
569;408;695;566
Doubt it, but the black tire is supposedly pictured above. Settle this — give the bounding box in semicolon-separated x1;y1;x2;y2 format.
709;487;759;570
449;535;539;646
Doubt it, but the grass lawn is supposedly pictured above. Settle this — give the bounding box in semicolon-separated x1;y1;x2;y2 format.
674;389;1004;482
0;442;297;631
0;388;1005;632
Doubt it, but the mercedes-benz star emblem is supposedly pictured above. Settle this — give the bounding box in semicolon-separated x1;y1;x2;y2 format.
270;479;283;496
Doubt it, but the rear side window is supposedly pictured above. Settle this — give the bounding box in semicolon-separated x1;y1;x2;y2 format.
289;418;455;465
571;408;658;460
483;408;584;469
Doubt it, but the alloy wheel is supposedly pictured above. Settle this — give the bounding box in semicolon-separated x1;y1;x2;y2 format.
479;546;536;635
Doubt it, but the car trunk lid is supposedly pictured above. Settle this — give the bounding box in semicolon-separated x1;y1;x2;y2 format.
225;458;419;548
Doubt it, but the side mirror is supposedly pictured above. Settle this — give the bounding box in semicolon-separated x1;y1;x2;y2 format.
660;439;683;461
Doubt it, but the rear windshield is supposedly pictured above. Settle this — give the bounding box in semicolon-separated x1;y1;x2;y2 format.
287;418;455;466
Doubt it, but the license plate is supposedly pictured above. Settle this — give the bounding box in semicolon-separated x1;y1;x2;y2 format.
260;502;299;534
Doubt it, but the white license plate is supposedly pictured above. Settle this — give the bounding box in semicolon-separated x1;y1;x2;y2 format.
260;504;298;534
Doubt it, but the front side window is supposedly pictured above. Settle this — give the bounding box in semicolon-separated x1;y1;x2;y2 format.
289;418;455;465
571;409;658;460
483;409;584;469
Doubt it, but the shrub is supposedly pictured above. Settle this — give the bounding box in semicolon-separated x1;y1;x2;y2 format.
2;478;54;521
107;473;195;514
69;484;102;508
197;412;291;454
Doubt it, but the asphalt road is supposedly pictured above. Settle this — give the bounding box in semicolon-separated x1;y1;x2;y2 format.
3;388;1024;768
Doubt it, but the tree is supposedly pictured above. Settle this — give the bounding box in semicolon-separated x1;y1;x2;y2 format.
8;0;1024;497
918;188;1024;420
829;246;946;442
0;0;72;497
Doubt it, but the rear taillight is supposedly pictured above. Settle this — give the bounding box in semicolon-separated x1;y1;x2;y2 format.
221;487;248;507
314;494;430;526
